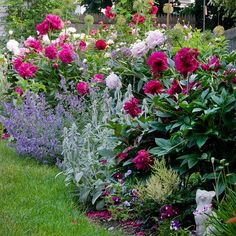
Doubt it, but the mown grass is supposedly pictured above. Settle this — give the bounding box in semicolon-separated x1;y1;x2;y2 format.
0;142;120;236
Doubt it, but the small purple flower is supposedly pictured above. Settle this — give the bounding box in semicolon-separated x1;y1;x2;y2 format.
112;196;121;205
170;220;180;231
124;169;132;178
130;189;138;198
124;201;131;207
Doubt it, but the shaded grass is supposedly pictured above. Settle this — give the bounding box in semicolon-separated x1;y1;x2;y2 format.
0;142;120;236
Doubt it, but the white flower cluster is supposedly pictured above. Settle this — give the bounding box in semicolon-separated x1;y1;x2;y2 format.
6;39;20;55
105;72;122;90
130;30;165;57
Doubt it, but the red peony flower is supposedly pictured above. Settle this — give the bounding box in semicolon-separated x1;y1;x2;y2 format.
132;149;152;171
105;6;116;19
133;13;145;24
123;97;142;118
174;48;199;75
149;2;158;14
147;51;168;76
76;81;89;96
95;40;107;50
45;45;58;60
166;80;182;95
143;79;163;95
59;44;74;64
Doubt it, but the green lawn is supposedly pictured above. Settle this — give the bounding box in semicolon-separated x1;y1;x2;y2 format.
0;142;119;236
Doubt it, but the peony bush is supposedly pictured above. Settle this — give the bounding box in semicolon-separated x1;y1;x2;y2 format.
1;1;236;235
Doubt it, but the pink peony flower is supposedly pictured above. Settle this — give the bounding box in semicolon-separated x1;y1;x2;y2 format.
24;36;42;53
46;14;64;31
45;45;58;60
132;150;153;171
105;6;116;19
15;86;23;96
76;81;89;96
36;20;49;36
144;79;163;95
90;29;97;36
95;40;107;50
166;80;182;95
59;44;74;64
13;57;23;71
92;74;104;83
133;13;145;24
124;97;142;118
174;48;199;75
17;62;38;78
147;51;168;76
79;41;86;52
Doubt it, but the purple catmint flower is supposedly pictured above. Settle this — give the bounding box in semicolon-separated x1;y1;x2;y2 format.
0;91;83;163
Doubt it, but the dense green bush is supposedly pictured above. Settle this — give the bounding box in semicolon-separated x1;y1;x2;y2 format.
1;0;75;40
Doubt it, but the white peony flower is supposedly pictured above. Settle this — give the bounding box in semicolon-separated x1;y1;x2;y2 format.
42;34;51;44
107;39;114;45
130;41;149;57
6;39;19;54
145;30;166;49
105;72;122;90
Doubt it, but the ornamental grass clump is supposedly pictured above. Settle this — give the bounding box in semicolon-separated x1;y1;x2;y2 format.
137;159;180;203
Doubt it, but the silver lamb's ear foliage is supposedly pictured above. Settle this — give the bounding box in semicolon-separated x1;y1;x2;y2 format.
142;98;149;118
62;94;118;205
124;84;133;100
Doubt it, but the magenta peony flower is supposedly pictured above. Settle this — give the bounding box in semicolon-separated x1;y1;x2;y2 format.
36;14;63;35
95;40;107;50
147;51;168;76
117;152;128;161
15;86;23;96
45;45;58;60
17;62;38;78
150;2;158;14
59;44;74;64
24;37;42;53
13;57;23;71
36;20;49;36
174;48;199;75
166;80;182;95
46;14;64;31
76;81;89;96
105;6;116;19
143;79;163;95
124;97;142;118
132;150;153;171
79;41;86;52
92;74;104;83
